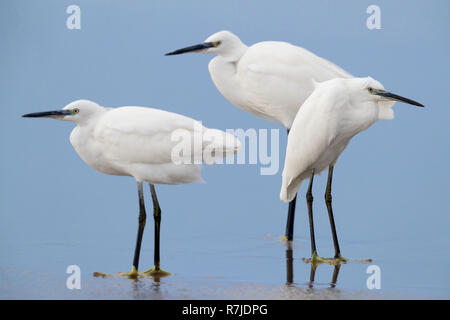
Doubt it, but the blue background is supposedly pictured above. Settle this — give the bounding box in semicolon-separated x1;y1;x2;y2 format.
1;0;449;298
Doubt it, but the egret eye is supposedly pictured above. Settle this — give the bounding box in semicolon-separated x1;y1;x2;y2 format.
368;87;374;94
72;108;80;114
214;41;222;47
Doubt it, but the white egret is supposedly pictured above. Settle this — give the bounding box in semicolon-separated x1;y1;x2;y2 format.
22;99;240;276
166;30;352;241
280;77;423;262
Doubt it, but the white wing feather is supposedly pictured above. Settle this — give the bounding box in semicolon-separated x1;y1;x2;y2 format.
280;81;347;202
238;41;352;128
92;107;239;184
94;107;200;165
280;78;382;202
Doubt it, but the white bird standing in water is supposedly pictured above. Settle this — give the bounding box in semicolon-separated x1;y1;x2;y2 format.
280;77;423;262
23;99;240;276
166;30;352;241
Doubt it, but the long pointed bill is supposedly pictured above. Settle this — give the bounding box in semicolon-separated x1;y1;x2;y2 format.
375;91;424;107
22;110;72;118
165;42;215;56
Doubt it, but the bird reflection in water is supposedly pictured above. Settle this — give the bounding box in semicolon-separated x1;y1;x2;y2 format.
128;271;166;300
285;242;342;290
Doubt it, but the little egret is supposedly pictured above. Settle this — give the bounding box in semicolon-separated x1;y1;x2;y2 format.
166;30;352;241
23;100;240;276
280;77;423;263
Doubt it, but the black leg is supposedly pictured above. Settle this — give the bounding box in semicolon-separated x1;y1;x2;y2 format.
285;129;297;241
149;184;162;271
306;169;317;255
325;165;342;258
132;181;147;271
330;264;341;288
285;195;297;241
308;263;317;289
285;241;293;285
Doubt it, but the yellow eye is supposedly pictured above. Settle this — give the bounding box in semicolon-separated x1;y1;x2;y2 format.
72;108;80;114
214;41;222;47
368;88;374;94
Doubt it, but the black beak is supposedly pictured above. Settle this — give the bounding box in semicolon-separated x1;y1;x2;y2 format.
375;91;424;107
22;110;72;118
165;42;215;56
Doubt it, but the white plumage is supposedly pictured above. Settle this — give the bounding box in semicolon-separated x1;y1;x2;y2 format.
166;30;353;241
63;100;240;184
280;77;418;202
23;99;241;275
279;76;422;260
168;30;352;129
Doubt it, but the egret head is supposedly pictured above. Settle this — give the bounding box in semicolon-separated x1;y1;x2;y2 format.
165;30;247;61
343;77;424;119
22;100;104;125
353;77;424;107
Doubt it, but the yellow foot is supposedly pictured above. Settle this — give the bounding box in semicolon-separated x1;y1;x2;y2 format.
302;252;349;266
93;271;111;278
93;266;140;278
333;253;349;264
302;253;372;265
143;266;172;277
302;251;329;265
117;266;140;277
279;236;295;249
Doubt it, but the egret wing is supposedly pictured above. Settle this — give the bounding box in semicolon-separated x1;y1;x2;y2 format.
280;81;348;202
94;107;202;165
94;107;239;166
238;41;351;127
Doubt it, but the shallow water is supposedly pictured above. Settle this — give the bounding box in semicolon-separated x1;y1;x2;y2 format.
1;0;450;300
1;231;447;299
